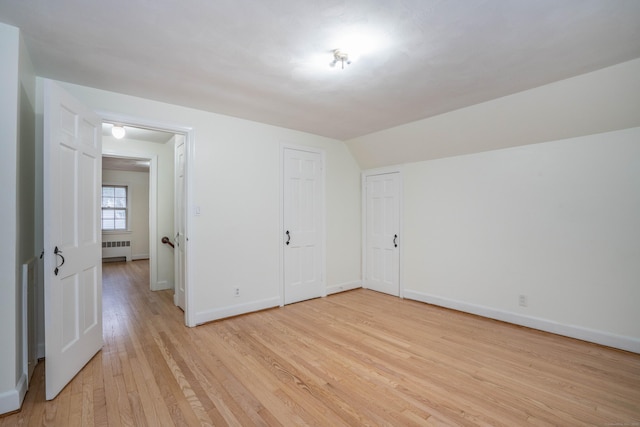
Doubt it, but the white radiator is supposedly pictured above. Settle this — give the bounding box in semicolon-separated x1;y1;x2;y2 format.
102;240;132;261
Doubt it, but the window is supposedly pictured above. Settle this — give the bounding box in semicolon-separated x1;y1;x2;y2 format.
102;185;128;230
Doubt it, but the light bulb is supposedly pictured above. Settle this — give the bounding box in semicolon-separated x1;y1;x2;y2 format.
111;125;126;139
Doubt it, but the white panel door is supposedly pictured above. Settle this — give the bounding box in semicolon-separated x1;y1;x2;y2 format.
174;136;186;310
283;148;324;304
44;80;103;400
365;173;400;296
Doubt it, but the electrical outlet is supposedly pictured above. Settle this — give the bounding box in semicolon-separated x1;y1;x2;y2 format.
518;294;528;307
234;287;240;297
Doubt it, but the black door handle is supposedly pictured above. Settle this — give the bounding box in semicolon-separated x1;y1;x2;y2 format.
54;246;65;276
286;230;291;245
393;234;398;248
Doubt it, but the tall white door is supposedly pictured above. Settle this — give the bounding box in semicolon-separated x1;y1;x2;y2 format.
43;80;103;400
283;148;324;304
365;173;400;296
174;136;186;311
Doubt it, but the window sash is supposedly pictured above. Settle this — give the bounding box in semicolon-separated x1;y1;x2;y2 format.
102;185;128;231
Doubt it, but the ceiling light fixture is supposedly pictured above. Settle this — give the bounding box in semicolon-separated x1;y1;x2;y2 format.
330;49;351;69
111;125;126;139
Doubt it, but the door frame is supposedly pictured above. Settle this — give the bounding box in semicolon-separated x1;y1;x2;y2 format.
173;136;186;310
101;152;158;279
279;143;327;306
362;166;404;298
99;111;195;326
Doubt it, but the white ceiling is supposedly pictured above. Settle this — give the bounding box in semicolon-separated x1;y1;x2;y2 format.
1;0;639;140
102;156;150;173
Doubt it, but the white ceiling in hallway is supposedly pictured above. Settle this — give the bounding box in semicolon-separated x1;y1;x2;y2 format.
1;0;639;140
102;156;150;173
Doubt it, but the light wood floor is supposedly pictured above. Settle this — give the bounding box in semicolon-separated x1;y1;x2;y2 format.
3;260;640;426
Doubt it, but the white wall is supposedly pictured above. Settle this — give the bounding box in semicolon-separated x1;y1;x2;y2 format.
61;82;362;324
102;169;150;260
0;23;20;415
402;128;640;352
103;135;175;289
16;28;36;404
0;22;36;414
349;58;640;352
347;58;640;169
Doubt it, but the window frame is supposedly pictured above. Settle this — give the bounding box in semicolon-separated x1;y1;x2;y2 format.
101;184;130;232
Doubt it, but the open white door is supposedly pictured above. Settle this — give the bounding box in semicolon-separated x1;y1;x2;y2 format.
44;80;103;400
174;136;186;310
283;147;325;304
364;172;400;296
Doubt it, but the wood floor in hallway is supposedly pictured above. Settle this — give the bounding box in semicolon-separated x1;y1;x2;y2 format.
2;259;640;426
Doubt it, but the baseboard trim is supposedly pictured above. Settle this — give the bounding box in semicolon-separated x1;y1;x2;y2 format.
153;280;172;291
194;297;280;325
0;373;27;415
37;342;45;360
327;281;362;295
403;289;640;354
132;254;149;261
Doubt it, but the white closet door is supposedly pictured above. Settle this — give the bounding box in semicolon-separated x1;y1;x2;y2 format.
365;173;400;296
283;148;324;304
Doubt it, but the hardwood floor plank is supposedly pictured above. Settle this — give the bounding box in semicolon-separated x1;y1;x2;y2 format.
80;366;96;427
91;354;108;427
155;336;207;425
2;260;639;426
143;333;203;427
164;330;266;426
127;355;170;427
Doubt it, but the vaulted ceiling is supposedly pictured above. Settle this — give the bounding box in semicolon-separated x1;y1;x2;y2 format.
1;0;639;140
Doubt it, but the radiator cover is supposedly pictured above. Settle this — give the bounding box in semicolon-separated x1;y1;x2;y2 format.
102;240;132;261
